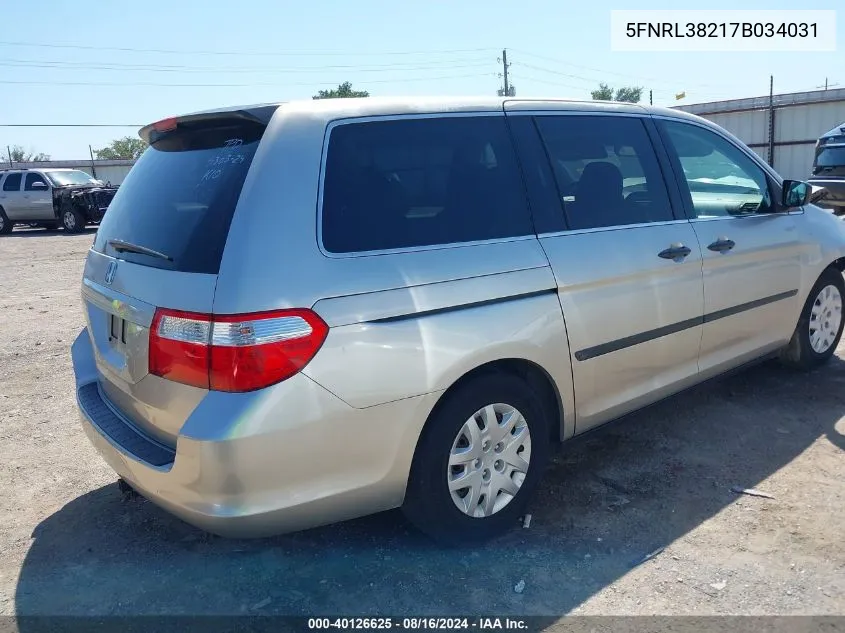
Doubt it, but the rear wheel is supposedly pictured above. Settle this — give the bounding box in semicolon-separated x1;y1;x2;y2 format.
781;267;845;370
62;208;86;233
402;372;549;545
0;208;11;235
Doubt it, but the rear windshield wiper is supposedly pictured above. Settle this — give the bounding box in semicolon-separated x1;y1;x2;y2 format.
107;239;173;262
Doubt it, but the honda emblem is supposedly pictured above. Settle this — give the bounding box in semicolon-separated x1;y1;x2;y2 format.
105;261;117;285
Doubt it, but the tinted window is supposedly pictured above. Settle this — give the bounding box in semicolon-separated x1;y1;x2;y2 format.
661;120;774;217
2;173;21;191
24;173;48;191
815;146;845;170
92;119;266;274
321;116;531;253
535;116;673;230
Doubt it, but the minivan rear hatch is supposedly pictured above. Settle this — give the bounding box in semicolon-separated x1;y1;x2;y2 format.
812;144;845;179
81;106;278;447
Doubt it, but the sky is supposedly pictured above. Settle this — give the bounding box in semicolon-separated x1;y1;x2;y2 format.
0;0;842;158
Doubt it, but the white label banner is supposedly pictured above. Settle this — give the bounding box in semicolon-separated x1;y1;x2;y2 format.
610;10;836;52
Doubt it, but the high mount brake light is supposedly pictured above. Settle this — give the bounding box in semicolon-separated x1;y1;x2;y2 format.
149;308;328;392
152;117;178;133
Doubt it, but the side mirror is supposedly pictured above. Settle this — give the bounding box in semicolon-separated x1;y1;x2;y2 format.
781;180;811;208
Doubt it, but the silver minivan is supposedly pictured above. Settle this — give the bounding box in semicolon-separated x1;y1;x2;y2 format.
72;97;845;543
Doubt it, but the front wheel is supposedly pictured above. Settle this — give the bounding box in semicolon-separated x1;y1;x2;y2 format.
402;372;549;545
62;208;86;233
781;267;845;370
0;208;12;235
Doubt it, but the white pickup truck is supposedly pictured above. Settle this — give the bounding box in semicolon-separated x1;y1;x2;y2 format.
0;168;118;234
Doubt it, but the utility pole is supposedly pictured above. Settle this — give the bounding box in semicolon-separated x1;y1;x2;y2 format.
6;145;11;168
815;78;839;90
502;49;510;96
88;145;98;179
497;49;513;97
767;75;775;168
649;90;653;106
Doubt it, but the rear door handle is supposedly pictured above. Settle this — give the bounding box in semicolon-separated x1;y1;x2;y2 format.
707;238;735;253
658;244;692;260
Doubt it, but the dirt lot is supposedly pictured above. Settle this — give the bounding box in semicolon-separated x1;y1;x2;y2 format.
0;228;843;623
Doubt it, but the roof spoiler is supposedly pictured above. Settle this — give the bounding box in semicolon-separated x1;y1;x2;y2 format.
139;105;279;144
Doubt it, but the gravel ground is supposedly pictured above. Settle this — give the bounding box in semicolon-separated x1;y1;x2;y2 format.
0;228;843;624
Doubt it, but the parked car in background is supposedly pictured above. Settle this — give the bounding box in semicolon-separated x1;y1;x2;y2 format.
808;122;845;215
0;168;118;234
72;97;845;544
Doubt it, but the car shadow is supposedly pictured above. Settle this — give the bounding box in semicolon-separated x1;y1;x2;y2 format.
3;227;97;238
15;356;845;619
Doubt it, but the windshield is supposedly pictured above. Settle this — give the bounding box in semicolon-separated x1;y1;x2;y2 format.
815;146;845;170
47;170;98;186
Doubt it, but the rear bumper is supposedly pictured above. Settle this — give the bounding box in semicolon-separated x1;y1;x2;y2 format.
71;328;436;537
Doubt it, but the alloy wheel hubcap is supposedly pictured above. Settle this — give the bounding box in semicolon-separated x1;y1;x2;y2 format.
809;284;843;353
64;211;75;229
447;403;531;518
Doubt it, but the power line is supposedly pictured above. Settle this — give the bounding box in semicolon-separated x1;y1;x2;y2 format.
509;48;729;90
510;74;592;93
510;48;671;84
0;72;494;88
0;40;496;58
513;61;599;84
0;56;494;73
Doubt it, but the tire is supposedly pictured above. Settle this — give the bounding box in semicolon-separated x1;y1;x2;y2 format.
402;372;549;545
781;267;845;370
0;208;12;235
61;207;86;233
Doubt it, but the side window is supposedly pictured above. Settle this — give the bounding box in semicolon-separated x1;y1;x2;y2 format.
321;116;532;254
24;173;48;191
2;173;22;192
534;116;674;230
660;120;774;218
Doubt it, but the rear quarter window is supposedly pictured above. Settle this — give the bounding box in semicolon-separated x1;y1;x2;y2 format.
2;173;22;191
321;116;532;254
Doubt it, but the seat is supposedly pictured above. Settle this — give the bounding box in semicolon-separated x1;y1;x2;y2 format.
569;161;628;229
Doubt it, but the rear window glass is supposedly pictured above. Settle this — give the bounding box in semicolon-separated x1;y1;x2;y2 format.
815;146;845;168
321;116;531;254
92;119;266;274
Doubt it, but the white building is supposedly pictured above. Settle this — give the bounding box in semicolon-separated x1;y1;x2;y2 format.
6;159;135;185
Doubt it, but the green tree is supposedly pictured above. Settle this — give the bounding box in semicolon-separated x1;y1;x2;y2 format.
590;83;614;101
614;86;643;103
590;83;643;103
6;145;50;162
312;81;370;100
95;136;147;160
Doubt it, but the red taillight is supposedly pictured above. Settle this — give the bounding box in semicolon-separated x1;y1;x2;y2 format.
148;308;328;392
